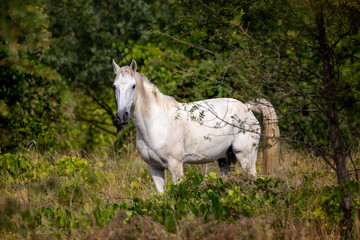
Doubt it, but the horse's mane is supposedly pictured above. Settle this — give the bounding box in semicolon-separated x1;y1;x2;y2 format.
133;70;179;113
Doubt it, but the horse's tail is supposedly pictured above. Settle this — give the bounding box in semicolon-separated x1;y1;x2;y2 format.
246;99;280;174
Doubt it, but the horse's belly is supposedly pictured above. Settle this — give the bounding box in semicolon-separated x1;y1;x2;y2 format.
183;135;231;164
183;152;226;164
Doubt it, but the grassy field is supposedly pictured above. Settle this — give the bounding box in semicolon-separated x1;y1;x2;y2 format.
1;145;359;239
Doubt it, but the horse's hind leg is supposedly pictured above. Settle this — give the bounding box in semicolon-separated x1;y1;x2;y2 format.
232;137;259;176
233;148;257;176
230;129;259;176
218;157;229;176
218;147;237;176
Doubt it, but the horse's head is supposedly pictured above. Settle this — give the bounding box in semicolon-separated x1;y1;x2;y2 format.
112;59;137;125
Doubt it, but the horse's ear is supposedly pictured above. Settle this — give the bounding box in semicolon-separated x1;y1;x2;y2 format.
112;59;120;74
130;59;137;72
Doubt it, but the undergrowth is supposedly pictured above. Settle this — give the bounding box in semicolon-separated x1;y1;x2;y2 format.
0;147;359;239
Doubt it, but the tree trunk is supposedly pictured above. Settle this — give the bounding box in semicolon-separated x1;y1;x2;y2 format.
314;4;352;236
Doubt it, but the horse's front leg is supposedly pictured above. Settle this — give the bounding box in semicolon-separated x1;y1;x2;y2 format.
147;164;165;193
168;159;184;185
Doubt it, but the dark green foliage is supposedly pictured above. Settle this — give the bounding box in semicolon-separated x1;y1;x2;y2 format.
0;153;31;178
90;171;360;234
93;200;124;228
126;171;279;231
0;66;72;151
0;0;50;68
0;0;73;151
43;0;154;87
115;170;359;233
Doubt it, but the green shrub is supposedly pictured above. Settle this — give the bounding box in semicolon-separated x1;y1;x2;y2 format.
1;150;358;239
56;156;89;176
0;153;31;177
119;171;283;232
0;66;73;152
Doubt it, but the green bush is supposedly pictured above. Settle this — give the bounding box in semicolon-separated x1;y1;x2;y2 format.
0;153;31;177
0;66;73;152
116;171;282;232
1;151;359;239
118;171;360;233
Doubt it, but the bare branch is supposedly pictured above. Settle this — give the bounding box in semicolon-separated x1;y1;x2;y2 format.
157;32;217;56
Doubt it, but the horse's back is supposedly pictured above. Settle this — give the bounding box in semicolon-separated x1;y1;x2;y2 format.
181;98;258;128
180;98;259;163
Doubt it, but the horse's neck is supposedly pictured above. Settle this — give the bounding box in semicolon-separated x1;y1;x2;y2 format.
132;78;175;127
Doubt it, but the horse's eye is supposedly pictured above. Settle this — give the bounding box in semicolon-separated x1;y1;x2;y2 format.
112;85;115;89
132;84;136;89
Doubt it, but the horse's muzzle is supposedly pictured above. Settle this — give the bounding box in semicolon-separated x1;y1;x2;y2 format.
116;110;129;125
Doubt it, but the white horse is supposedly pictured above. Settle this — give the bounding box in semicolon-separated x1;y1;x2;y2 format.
112;59;280;193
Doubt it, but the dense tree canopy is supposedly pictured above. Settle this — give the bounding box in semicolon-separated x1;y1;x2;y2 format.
0;0;72;150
